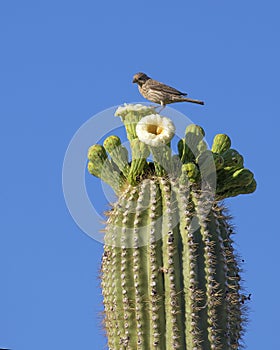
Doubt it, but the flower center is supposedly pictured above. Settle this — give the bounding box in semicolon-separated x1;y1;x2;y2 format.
147;124;163;135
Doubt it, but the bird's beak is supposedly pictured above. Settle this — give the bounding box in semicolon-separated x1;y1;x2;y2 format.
132;78;136;83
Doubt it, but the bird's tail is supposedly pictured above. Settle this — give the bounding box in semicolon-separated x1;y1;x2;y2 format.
181;97;204;105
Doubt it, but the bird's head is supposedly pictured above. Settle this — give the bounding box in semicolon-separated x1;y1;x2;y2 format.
132;72;150;86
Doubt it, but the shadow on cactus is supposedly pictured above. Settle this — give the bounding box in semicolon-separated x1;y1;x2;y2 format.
87;104;256;350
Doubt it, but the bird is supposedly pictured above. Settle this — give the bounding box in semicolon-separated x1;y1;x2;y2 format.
133;72;204;108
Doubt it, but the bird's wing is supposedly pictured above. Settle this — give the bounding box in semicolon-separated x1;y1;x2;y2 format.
147;79;187;96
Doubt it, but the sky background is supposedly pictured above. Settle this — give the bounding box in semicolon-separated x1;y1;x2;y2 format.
1;1;279;349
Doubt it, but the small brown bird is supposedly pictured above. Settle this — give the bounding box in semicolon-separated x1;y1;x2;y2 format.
133;72;204;107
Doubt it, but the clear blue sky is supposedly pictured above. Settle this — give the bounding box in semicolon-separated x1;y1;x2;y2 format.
1;1;279;349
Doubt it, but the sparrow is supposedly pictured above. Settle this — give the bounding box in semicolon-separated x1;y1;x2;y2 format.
133;72;204;107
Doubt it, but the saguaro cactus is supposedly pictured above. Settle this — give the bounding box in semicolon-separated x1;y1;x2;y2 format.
87;104;256;350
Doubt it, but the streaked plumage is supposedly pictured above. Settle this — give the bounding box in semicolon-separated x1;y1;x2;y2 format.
133;72;204;107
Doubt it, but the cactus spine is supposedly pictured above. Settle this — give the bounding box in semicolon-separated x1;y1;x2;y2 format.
87;104;256;350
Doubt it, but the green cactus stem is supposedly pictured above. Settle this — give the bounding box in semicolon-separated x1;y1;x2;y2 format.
88;104;256;349
103;135;130;178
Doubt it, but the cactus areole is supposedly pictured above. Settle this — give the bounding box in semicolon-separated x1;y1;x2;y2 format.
87;104;256;350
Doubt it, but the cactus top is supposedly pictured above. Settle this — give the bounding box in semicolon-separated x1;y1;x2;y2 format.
87;103;256;200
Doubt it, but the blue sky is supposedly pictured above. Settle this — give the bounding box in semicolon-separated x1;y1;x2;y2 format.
1;1;279;349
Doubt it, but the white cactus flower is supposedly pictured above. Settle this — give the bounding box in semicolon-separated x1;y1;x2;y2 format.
136;114;175;147
115;104;155;117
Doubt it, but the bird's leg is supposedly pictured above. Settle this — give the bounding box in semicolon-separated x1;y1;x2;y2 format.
157;103;166;114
